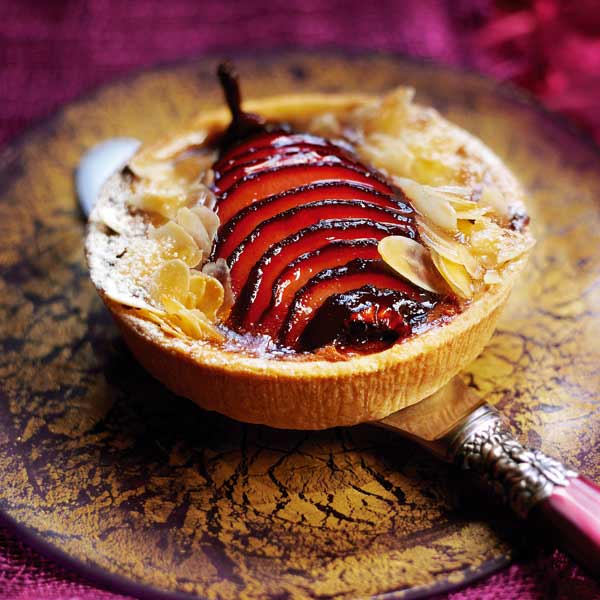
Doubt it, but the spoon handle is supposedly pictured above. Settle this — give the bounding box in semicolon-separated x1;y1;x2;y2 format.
442;404;600;575
531;476;600;575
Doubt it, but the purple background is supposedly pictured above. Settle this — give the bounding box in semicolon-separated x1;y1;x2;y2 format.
1;1;600;598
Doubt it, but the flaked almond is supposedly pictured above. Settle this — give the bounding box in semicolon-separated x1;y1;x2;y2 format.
431;252;473;299
189;205;220;242
394;176;457;230
188;273;207;302
480;184;513;221
152;259;190;306
467;218;504;257
173;152;215;182
133;305;184;339
455;206;490;221
378;236;448;294
359;134;414;176
417;217;482;279
176;207;212;256
103;288;153;310
197;276;225;321
356;87;414;135
483;270;502;284
129;130;210;178
131;188;188;220
496;234;535;264
150;221;202;267
308;112;342;138
202;258;233;318
161;296;224;342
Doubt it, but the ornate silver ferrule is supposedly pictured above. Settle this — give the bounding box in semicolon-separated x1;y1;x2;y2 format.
444;405;578;518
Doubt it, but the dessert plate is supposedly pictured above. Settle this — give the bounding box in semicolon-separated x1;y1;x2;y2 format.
0;51;598;599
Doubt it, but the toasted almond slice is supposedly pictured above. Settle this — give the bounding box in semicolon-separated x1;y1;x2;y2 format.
189;205;220;242
308;112;342;138
103;288;153;310
417;217;482;279
431;253;473;299
150;221;202;267
468;218;504;256
359;134;414;175
417;217;463;263
136;306;183;337
202;259;233;317
483;269;502;284
394;176;458;230
435;185;473;197
496;234;535;264
455;207;490;221
480;184;513;220
173;153;215;182
129;130;210;177
189;273;207;299
176;207;212;256
152;259;190;305
131;191;187;220
161;296;224;341
378;236;448;294
198;276;225;321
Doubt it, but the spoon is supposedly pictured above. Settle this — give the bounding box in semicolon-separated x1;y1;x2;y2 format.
77;138;600;576
76;137;140;217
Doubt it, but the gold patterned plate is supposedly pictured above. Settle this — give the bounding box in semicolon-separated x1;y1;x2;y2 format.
0;51;599;599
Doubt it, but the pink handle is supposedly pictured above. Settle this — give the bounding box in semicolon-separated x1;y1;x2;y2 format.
445;405;600;575
532;476;600;575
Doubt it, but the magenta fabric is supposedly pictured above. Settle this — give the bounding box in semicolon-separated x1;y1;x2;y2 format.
1;1;600;598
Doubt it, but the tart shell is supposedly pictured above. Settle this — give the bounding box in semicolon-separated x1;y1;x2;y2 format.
87;93;530;430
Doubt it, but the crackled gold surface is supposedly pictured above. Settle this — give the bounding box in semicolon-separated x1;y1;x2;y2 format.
0;52;599;599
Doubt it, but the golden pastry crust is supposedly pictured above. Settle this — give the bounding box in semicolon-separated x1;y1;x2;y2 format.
86;92;532;429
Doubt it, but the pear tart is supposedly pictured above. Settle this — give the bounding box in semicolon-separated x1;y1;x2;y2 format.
86;64;533;429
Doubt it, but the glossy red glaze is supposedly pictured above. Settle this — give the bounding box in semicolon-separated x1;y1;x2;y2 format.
214;183;410;261
281;262;416;347
215;154;348;192
231;221;406;328
211;125;439;352
215;132;334;167
227;201;407;292
217;142;353;176
532;476;600;575
215;163;392;223
257;242;380;337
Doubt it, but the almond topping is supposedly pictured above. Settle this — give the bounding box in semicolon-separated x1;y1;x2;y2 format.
189;205;220;242
176;207;212;256
483;270;502;284
152;259;190;305
378;236;448;294
430;253;473;299
394;176;458;230
416;216;481;278
150;221;202;267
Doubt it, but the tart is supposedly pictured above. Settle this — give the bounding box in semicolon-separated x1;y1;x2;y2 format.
86;63;534;429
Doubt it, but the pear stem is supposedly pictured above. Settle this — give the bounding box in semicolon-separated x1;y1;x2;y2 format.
216;61;265;147
217;61;244;124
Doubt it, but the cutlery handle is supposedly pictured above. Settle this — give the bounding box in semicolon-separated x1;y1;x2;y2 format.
446;404;600;575
532;476;600;575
